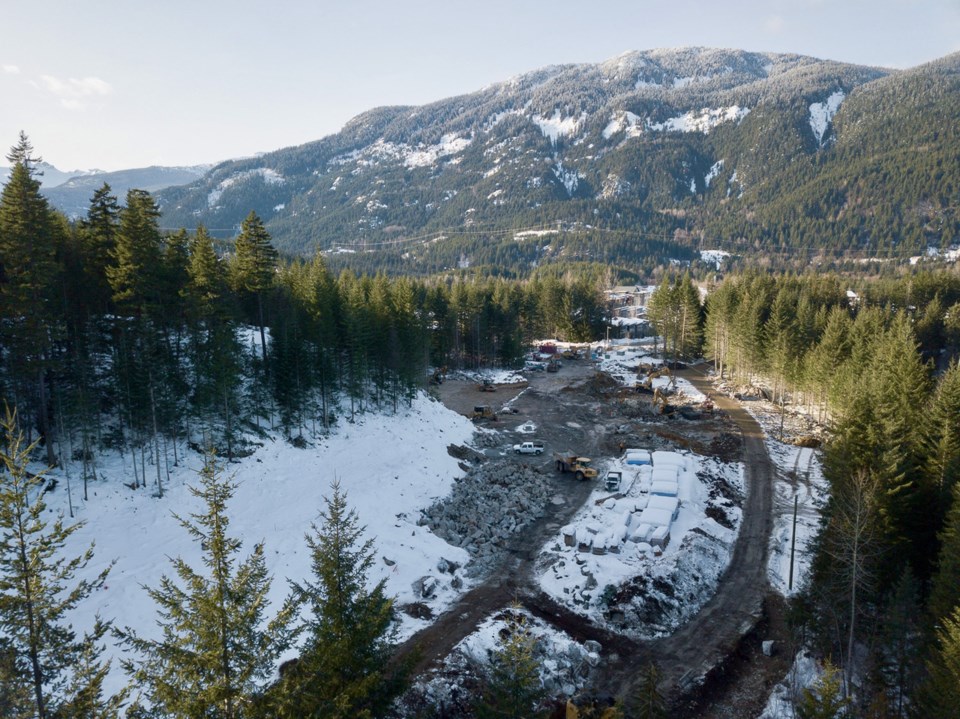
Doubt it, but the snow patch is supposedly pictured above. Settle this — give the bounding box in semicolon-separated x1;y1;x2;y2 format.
700;250;730;269
552;160;581;196
648;106;750;135
809;90;845;146
533;110;586;145
53;393;479;697
704;160;724;189
207;168;285;209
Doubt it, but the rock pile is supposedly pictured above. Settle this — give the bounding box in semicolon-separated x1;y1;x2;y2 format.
419;460;552;575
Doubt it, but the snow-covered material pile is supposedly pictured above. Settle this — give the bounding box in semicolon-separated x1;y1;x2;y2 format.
400;607;595;714
419;461;554;575
538;451;744;637
593;343;707;402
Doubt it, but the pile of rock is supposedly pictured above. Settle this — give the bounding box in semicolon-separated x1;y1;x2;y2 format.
419;460;552;574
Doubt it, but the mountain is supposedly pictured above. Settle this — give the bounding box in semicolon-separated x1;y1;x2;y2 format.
0;161;102;189
2;162;211;218
41;164;211;218
156;48;960;270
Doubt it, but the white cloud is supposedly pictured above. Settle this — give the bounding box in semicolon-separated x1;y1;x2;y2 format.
38;74;112;109
2;64;20;74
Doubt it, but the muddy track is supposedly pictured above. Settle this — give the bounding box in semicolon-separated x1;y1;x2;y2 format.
624;366;774;703
397;362;776;710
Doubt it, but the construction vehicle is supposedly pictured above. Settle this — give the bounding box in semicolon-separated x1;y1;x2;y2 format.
554;453;598;481
471;405;497;421
652;387;676;416
604;470;622;492
478;379;497;392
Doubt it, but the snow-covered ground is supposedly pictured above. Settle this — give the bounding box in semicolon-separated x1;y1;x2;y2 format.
536;451;744;637
406;606;597;712
45;394;478;697
593;341;707;403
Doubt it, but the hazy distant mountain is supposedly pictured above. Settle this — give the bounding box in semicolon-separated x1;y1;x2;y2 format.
0;161;102;189
42;165;212;218
145;48;959;266
1;162;211;218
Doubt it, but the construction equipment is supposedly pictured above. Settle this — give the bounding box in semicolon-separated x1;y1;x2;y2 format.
554;453;599;481
478;379;497;392
604;471;622;492
652;387;676;416
471;405;497;421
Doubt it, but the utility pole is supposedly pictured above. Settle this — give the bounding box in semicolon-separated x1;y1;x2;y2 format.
788;494;798;591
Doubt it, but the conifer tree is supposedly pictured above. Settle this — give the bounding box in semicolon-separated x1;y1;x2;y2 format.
476;608;547;719
919;605;960;719
630;661;666;719
107;189;164;316
232;211;277;369
118;454;294;719
0;133;63;465
929;482;960;627
0;407;118;719
796;660;849;719
273;480;399;719
926;361;960;511
77;183;120;314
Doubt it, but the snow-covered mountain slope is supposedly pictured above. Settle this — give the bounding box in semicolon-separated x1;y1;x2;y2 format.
157;48;888;250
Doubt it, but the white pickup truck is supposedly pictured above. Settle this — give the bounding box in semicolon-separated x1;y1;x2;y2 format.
512;441;545;455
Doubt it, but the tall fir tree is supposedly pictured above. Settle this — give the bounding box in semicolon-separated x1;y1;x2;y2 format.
77;183;120;314
232;211;277;370
118;454;294;719
919;605;960;719
0;407;119;719
273;481;400;719
107;189;164;316
630;662;666;719
0;133;63;465
475;608;547;719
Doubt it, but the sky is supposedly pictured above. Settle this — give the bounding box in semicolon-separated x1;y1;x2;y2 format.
2;0;958;172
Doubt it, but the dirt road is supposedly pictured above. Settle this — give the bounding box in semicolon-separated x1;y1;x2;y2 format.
608;366;775;704
399;361;776;710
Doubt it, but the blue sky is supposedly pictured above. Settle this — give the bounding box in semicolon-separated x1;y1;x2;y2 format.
2;0;958;171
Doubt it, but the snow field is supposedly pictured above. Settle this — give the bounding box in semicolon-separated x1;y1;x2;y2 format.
48;393;477;697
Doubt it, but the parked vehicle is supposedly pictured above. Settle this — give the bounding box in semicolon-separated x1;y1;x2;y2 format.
512;441;545;455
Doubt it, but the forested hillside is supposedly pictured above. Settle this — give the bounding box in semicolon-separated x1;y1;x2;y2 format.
157;48;959;269
0;134;607;472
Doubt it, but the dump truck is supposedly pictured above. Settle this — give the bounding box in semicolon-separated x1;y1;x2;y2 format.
554;453;598;481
